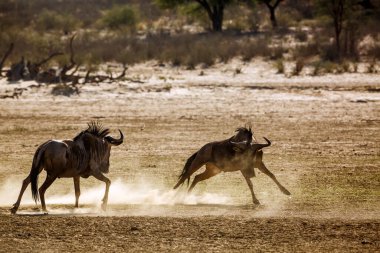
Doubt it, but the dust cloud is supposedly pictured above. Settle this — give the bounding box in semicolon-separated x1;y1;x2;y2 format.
1;176;293;217
48;178;232;206
0;178;232;208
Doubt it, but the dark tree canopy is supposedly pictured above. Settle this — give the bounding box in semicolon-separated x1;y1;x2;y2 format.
156;0;235;31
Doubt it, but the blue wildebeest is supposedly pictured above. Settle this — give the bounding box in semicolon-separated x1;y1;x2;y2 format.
173;127;290;204
10;122;123;214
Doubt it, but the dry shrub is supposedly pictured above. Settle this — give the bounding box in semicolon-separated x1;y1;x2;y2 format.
270;45;285;60
294;30;308;42
311;61;322;76
34;9;82;33
367;61;377;74
294;43;319;59
274;59;284;74
367;44;380;60
352;62;358;73
51;84;79;96
101;5;138;30
292;59;305;76
311;60;338;75
320;43;340;62
276;8;303;28
0;30;64;64
313;60;339;75
241;37;271;62
340;61;351;73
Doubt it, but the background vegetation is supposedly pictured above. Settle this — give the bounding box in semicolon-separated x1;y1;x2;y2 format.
0;0;379;74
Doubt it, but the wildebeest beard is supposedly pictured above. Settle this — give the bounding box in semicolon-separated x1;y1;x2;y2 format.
67;123;112;175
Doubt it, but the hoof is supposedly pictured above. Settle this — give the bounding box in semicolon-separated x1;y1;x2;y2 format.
281;187;291;195
10;207;17;215
253;199;260;205
101;203;107;211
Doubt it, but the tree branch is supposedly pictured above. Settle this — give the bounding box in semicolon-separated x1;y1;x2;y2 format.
35;52;64;68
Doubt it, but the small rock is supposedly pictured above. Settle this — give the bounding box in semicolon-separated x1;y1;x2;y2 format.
361;239;372;245
353;99;368;103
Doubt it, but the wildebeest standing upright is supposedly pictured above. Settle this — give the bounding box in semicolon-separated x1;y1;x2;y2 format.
173;127;290;204
10;122;123;214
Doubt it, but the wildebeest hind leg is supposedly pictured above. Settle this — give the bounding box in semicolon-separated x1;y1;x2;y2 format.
74;176;80;208
92;172;111;211
10;175;31;214
39;174;57;212
241;171;260;205
188;163;221;193
174;153;207;189
257;162;291;195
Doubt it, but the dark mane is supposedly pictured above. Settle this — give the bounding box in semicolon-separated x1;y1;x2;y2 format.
235;126;252;134
73;121;110;140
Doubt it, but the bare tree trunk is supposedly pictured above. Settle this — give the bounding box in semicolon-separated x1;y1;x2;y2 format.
196;0;225;32
0;43;14;76
269;6;277;28
262;0;283;29
332;0;345;61
211;4;224;32
334;18;341;59
60;35;77;82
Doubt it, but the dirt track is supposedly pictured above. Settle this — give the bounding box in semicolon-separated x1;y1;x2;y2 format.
0;63;379;252
0;211;379;252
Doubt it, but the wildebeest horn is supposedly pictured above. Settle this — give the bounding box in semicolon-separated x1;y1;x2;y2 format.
250;137;271;151
230;140;249;150
106;129;124;145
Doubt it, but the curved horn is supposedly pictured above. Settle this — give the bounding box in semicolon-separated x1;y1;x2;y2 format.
106;129;124;146
250;137;271;151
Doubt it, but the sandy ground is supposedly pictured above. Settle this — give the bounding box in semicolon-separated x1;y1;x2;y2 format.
0;61;379;252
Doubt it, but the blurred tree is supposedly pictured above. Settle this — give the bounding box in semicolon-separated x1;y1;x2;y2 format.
258;0;284;28
156;0;235;31
102;5;138;30
358;0;374;9
35;10;82;34
317;0;374;60
242;0;283;29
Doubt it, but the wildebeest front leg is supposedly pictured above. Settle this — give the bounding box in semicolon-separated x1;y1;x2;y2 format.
10;175;31;214
39;174;57;212
241;171;260;205
257;162;291;195
74;176;80;208
92;171;111;211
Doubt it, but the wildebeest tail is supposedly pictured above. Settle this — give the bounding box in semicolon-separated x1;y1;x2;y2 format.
30;141;49;203
173;151;198;189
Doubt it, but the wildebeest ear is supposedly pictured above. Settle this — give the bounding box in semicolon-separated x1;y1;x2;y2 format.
246;122;252;133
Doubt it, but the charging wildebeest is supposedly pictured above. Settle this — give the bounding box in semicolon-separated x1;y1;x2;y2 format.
10;122;123;214
173;127;290;204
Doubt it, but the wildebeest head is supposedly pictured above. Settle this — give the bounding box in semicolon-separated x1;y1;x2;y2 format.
231;135;271;154
230;127;253;150
230;126;271;153
232;127;253;142
74;122;123;173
